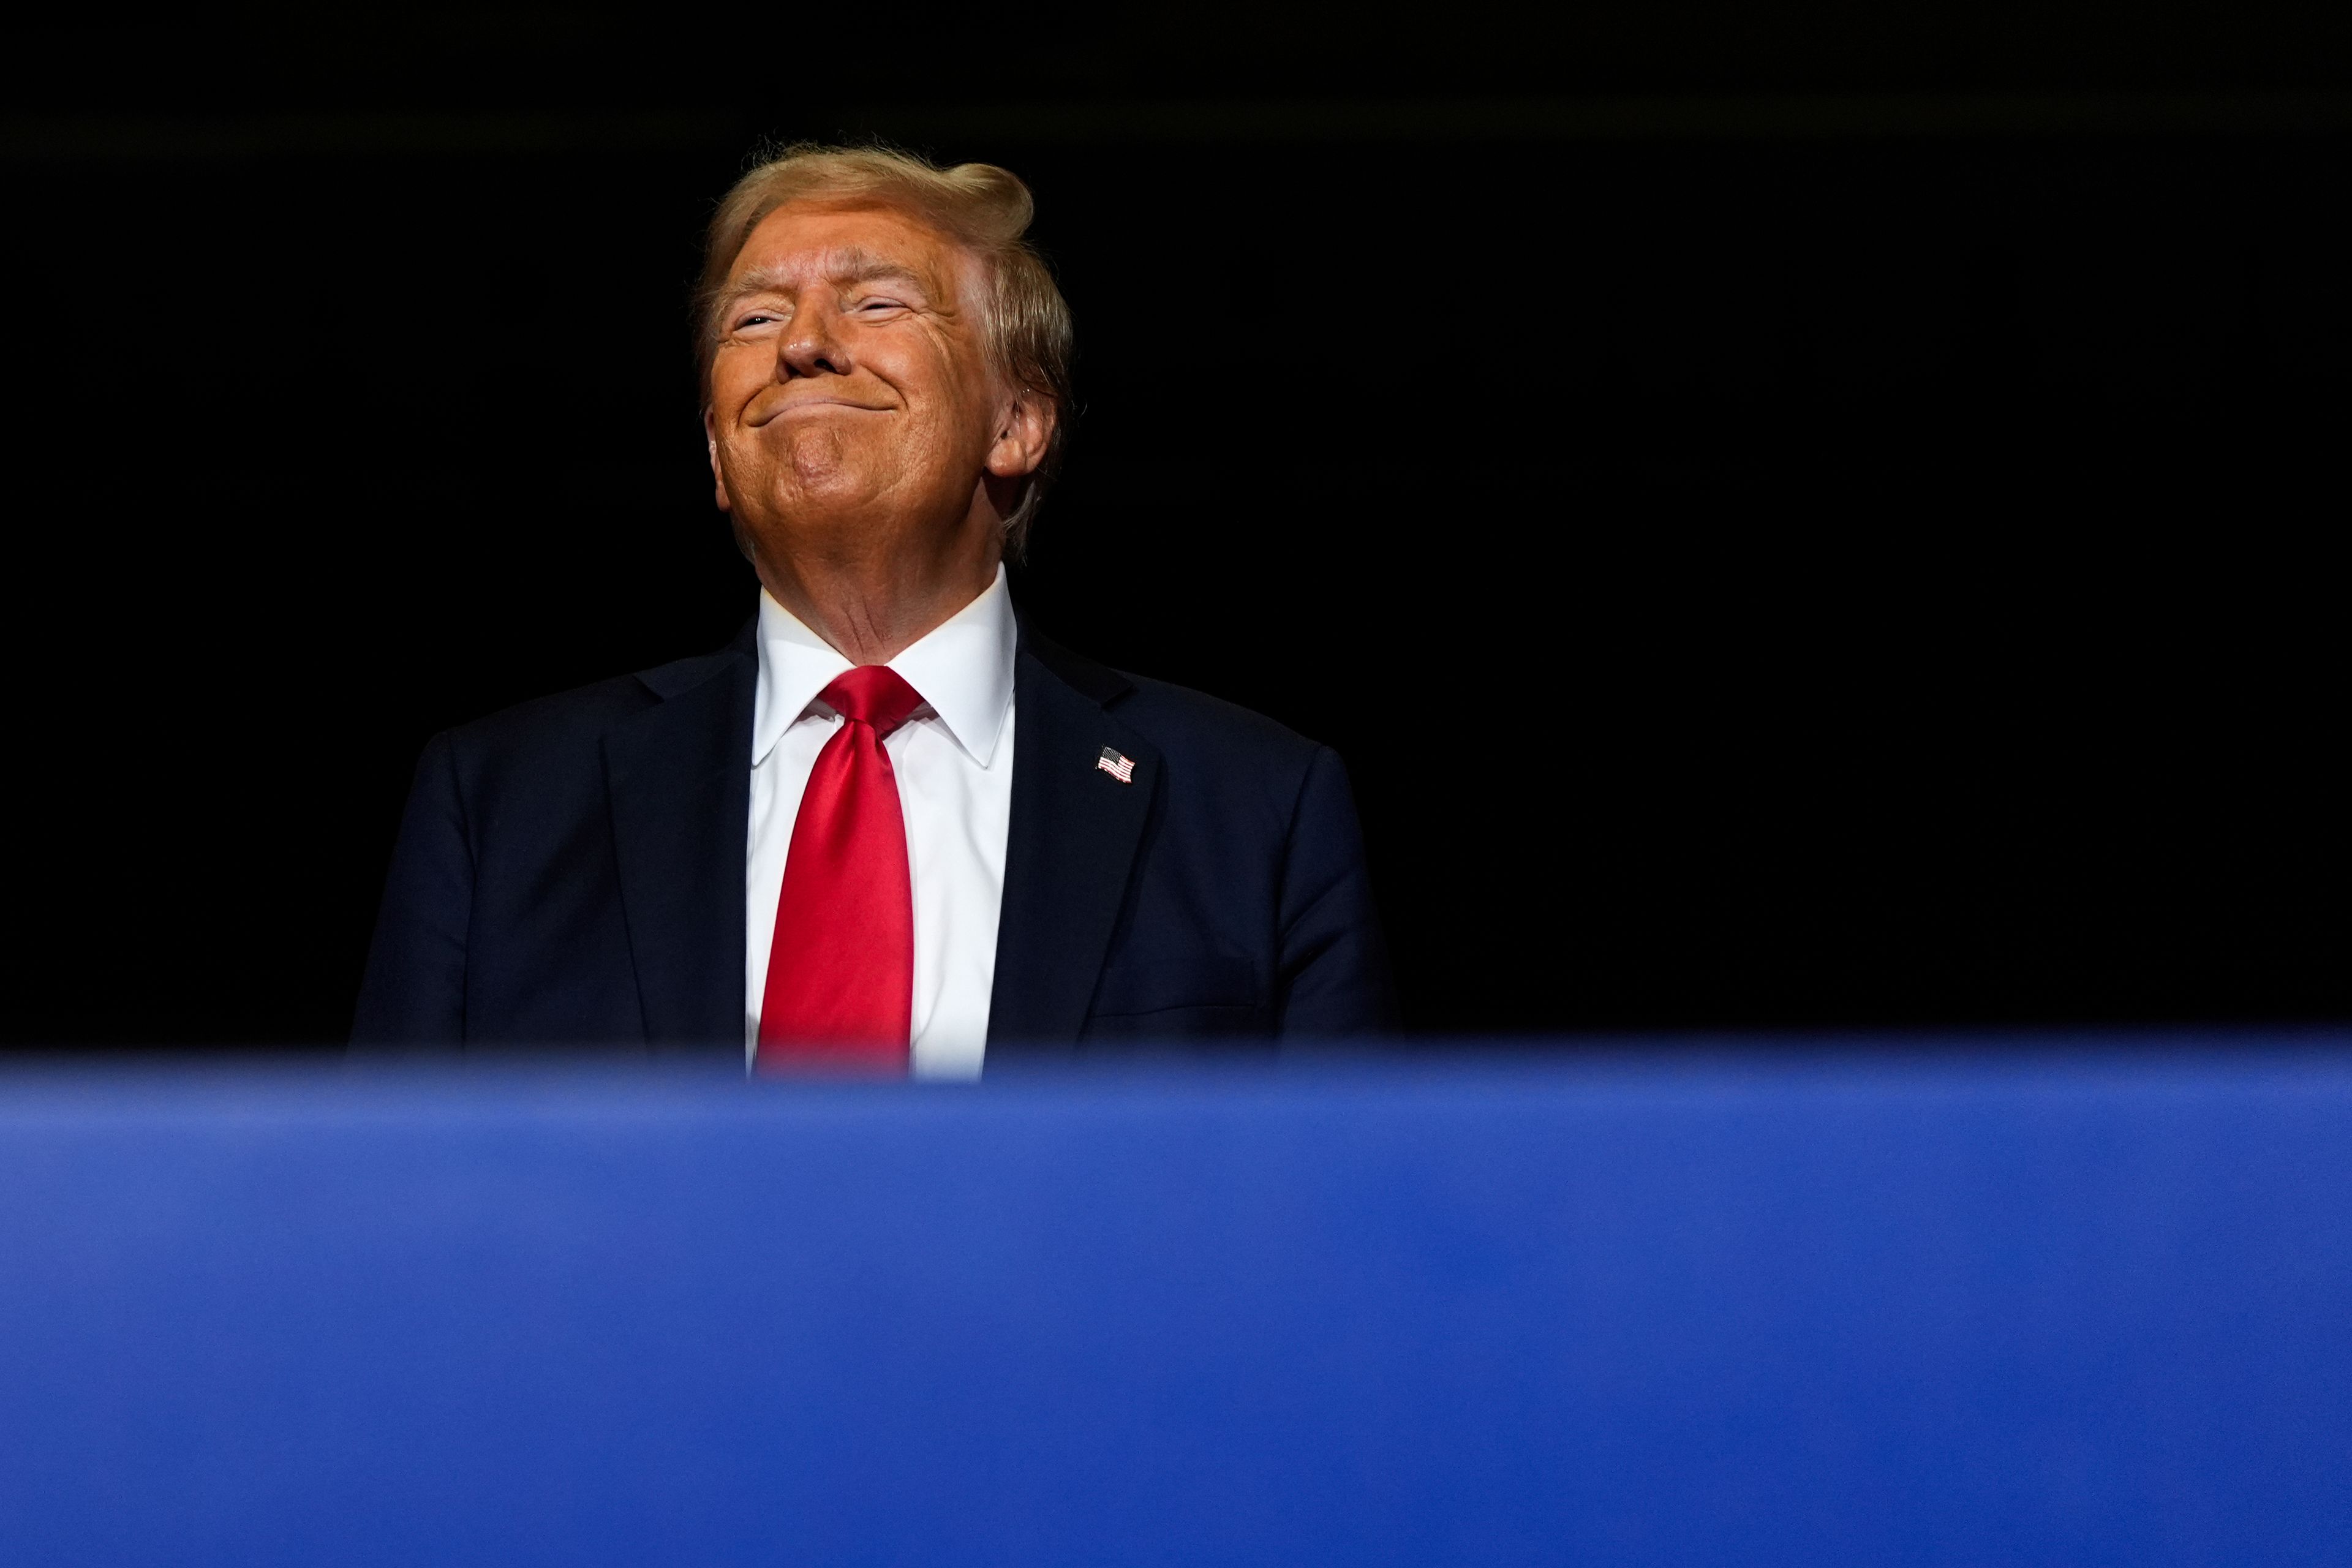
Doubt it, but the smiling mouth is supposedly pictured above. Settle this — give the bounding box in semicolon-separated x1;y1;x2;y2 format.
758;398;891;424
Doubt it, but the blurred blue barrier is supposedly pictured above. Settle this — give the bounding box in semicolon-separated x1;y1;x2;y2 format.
3;1046;2350;1566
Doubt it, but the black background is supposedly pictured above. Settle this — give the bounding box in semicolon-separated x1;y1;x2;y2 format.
4;9;2346;1047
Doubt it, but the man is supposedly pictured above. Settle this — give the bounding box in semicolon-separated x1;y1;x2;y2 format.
353;145;1393;1072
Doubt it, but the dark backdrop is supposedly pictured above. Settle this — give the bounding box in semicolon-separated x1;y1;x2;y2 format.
4;9;2346;1047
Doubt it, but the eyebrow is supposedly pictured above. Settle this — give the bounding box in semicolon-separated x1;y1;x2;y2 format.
722;248;933;306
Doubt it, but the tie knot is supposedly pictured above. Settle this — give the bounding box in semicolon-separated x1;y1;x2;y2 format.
820;665;925;736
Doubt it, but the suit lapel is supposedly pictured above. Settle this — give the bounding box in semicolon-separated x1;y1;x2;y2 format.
603;635;755;1052
988;631;1159;1049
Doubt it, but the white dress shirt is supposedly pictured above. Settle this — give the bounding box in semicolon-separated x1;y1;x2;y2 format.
745;567;1017;1079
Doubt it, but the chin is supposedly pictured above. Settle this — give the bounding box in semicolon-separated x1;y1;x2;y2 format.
778;467;892;518
782;431;899;494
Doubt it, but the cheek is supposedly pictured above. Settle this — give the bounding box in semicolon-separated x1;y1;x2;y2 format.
711;349;771;407
882;337;988;418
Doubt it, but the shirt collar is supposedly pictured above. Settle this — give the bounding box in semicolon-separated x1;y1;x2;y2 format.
752;564;1017;768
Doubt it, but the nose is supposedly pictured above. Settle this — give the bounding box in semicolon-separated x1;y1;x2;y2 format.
778;295;851;380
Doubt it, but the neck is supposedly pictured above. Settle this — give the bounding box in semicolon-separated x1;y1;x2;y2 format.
752;531;1001;666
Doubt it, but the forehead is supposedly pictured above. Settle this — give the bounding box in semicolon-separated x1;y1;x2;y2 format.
725;200;968;291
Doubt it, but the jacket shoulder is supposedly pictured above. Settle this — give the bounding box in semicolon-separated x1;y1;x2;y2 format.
1112;671;1324;772
438;642;750;771
1022;624;1325;777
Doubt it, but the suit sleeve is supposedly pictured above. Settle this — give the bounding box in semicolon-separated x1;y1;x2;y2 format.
350;733;472;1046
1273;745;1398;1036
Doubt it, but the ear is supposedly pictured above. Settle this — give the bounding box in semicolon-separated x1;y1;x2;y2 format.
702;406;733;513
983;391;1057;481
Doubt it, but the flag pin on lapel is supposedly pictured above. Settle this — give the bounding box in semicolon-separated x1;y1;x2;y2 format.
1095;746;1136;784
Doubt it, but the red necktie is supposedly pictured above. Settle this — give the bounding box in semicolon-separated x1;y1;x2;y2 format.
757;666;924;1073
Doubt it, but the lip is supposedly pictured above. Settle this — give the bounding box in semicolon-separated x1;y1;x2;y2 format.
752;395;892;426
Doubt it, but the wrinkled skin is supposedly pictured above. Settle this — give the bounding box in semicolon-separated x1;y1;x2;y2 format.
703;200;1055;664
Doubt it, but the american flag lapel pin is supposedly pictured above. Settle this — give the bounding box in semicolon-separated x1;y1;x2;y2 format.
1095;745;1136;784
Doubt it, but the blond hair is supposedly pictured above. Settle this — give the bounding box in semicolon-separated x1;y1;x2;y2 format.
695;143;1074;552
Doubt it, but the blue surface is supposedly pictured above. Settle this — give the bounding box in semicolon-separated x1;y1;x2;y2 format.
3;1047;2350;1566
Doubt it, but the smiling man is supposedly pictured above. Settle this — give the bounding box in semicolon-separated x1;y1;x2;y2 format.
353;145;1394;1072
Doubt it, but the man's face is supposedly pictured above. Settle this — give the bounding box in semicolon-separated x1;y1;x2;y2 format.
704;201;1034;572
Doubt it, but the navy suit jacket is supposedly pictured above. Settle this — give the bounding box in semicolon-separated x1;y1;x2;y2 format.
352;616;1395;1057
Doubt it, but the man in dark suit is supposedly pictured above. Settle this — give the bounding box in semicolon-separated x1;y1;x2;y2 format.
354;145;1392;1072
